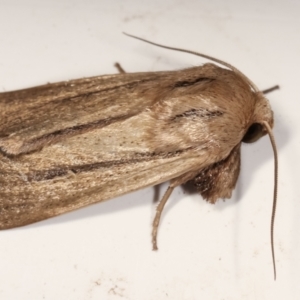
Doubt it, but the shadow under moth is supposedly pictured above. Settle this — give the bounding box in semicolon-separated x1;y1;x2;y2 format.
0;34;278;278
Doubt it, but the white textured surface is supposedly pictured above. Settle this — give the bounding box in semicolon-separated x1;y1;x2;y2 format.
0;1;297;299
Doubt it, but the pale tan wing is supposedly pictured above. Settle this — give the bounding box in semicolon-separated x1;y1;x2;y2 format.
0;63;254;156
0;71;162;155
0;144;210;229
0;64;256;228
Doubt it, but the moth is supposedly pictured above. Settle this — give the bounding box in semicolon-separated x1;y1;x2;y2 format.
0;34;278;278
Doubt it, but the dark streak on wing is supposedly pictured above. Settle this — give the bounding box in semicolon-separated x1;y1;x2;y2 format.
172;108;223;120
56;78;154;102
26;148;191;182
173;77;215;88
19;114;135;154
0;76;157;139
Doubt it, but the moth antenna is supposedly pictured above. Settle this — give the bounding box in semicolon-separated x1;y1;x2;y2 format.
263;121;278;280
123;32;260;92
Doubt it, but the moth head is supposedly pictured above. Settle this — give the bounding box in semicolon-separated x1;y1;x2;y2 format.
124;32;278;279
243;92;274;144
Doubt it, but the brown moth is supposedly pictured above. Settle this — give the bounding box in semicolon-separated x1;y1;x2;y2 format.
0;34;278;278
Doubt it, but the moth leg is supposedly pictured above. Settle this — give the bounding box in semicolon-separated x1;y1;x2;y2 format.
152;171;198;250
262;85;279;94
114;62;126;74
152;184;176;250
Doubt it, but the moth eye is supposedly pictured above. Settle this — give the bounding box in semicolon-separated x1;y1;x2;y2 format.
242;123;264;143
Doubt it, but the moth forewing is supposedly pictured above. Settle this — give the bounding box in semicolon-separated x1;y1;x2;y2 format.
0;35;277;278
0;65;251;226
